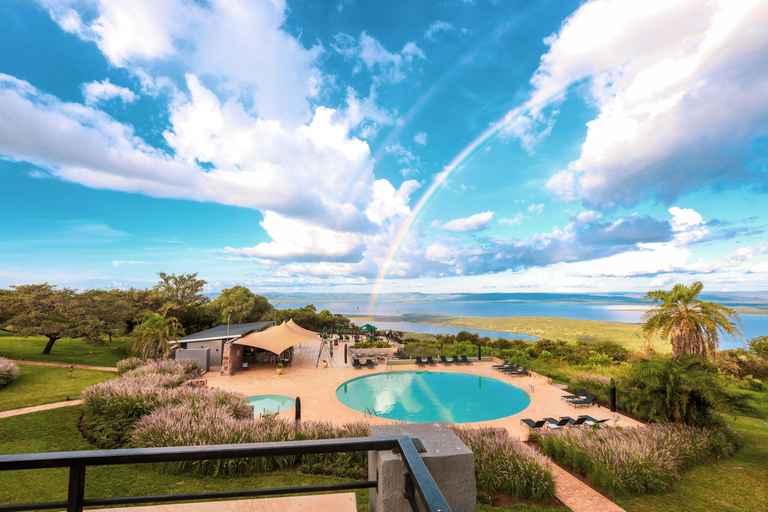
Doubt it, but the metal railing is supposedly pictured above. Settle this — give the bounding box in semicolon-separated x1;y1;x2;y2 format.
0;435;451;512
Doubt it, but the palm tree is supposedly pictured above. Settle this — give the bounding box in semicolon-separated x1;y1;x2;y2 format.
131;312;184;359
640;281;741;358
622;356;751;426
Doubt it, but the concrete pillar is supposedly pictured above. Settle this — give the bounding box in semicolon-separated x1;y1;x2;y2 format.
368;422;476;512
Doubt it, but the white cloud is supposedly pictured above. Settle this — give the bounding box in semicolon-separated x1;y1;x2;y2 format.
333;31;425;84
499;214;524;227
499;0;768;208
527;203;544;214
82;79;137;106
41;0;324;125
413;131;427;145
425;21;455;41
343;86;396;138
434;211;494;232
223;212;365;263
0;74;374;233
365;179;421;224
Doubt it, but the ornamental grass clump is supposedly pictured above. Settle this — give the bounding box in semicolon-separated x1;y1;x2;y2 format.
0;357;21;389
449;425;556;502
538;423;739;496
132;403;370;477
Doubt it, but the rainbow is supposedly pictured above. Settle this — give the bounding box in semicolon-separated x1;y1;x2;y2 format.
366;106;526;316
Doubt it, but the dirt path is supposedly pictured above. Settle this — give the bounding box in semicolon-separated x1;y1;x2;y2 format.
0;399;84;419
9;360;117;372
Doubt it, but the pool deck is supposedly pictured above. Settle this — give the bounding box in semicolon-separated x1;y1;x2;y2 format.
206;338;642;440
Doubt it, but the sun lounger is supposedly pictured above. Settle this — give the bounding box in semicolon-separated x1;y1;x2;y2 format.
561;388;588;401
569;393;596;407
460;355;472;365
580;415;610;426
520;419;546;430
440;355;453;365
451;355;461;365
365;359;375;369
544;417;571;429
352;358;362;370
566;416;588;427
426;356;437;366
507;366;528;377
499;364;520;373
492;360;511;370
415;356;426;367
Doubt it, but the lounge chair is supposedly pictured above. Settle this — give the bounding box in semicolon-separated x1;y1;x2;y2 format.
426;356;437;366
451;355;461;365
460;355;473;365
544;417;571;429
507;366;528;377
580;415;610;427
561;388;588;401
566;416;588;428
365;359;375;369
569;393;596;407
440;355;453;365
415;356;426;367
352;358;362;370
492;360;511;370
520;419;546;430
499;364;520;373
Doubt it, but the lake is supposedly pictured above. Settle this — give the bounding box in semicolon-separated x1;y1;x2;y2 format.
278;299;767;350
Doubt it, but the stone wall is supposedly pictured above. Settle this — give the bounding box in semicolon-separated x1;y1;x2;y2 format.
220;342;244;376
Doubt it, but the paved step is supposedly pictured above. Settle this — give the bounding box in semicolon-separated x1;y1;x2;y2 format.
550;462;626;512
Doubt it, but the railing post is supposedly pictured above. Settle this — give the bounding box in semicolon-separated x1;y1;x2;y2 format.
67;464;86;512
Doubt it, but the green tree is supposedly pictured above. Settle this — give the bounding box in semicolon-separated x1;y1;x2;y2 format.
748;335;768;359
206;286;273;326
622;356;752;427
75;289;134;344
130;312;184;359
153;272;209;309
0;284;83;354
640;281;741;358
153;272;209;332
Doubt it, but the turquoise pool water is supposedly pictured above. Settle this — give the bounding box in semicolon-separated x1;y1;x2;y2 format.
246;395;296;415
336;371;530;423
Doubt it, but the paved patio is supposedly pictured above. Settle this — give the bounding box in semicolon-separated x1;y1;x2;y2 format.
207;337;642;439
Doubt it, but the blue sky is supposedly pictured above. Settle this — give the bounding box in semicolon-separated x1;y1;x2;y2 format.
1;0;767;294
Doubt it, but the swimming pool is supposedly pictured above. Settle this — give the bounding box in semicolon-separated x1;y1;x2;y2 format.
336;371;530;423
246;395;296;415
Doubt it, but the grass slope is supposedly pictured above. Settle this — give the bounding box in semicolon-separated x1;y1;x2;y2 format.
403;314;664;353
615;417;768;512
0;364;115;412
0;331;128;367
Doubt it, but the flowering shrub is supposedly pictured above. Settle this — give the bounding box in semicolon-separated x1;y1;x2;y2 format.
116;357;144;375
538;423;740;496
450;425;556;501
0;357;21;389
132;405;370;476
81;358;211;448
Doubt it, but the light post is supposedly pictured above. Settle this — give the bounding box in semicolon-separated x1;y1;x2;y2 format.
274;302;281;326
226;309;233;341
397;310;404;337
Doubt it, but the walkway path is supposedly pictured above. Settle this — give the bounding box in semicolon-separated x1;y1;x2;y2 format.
8;360;117;372
0;399;84;419
549;461;626;512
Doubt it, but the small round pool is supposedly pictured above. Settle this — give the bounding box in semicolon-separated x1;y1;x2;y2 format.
246;395;296;415
336;371;530;423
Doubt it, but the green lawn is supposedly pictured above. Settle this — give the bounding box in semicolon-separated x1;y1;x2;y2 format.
0;331;129;367
616;416;768;512
0;364;116;412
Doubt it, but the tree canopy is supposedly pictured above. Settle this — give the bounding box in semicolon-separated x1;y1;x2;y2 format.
640;281;741;358
206;286;273;326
